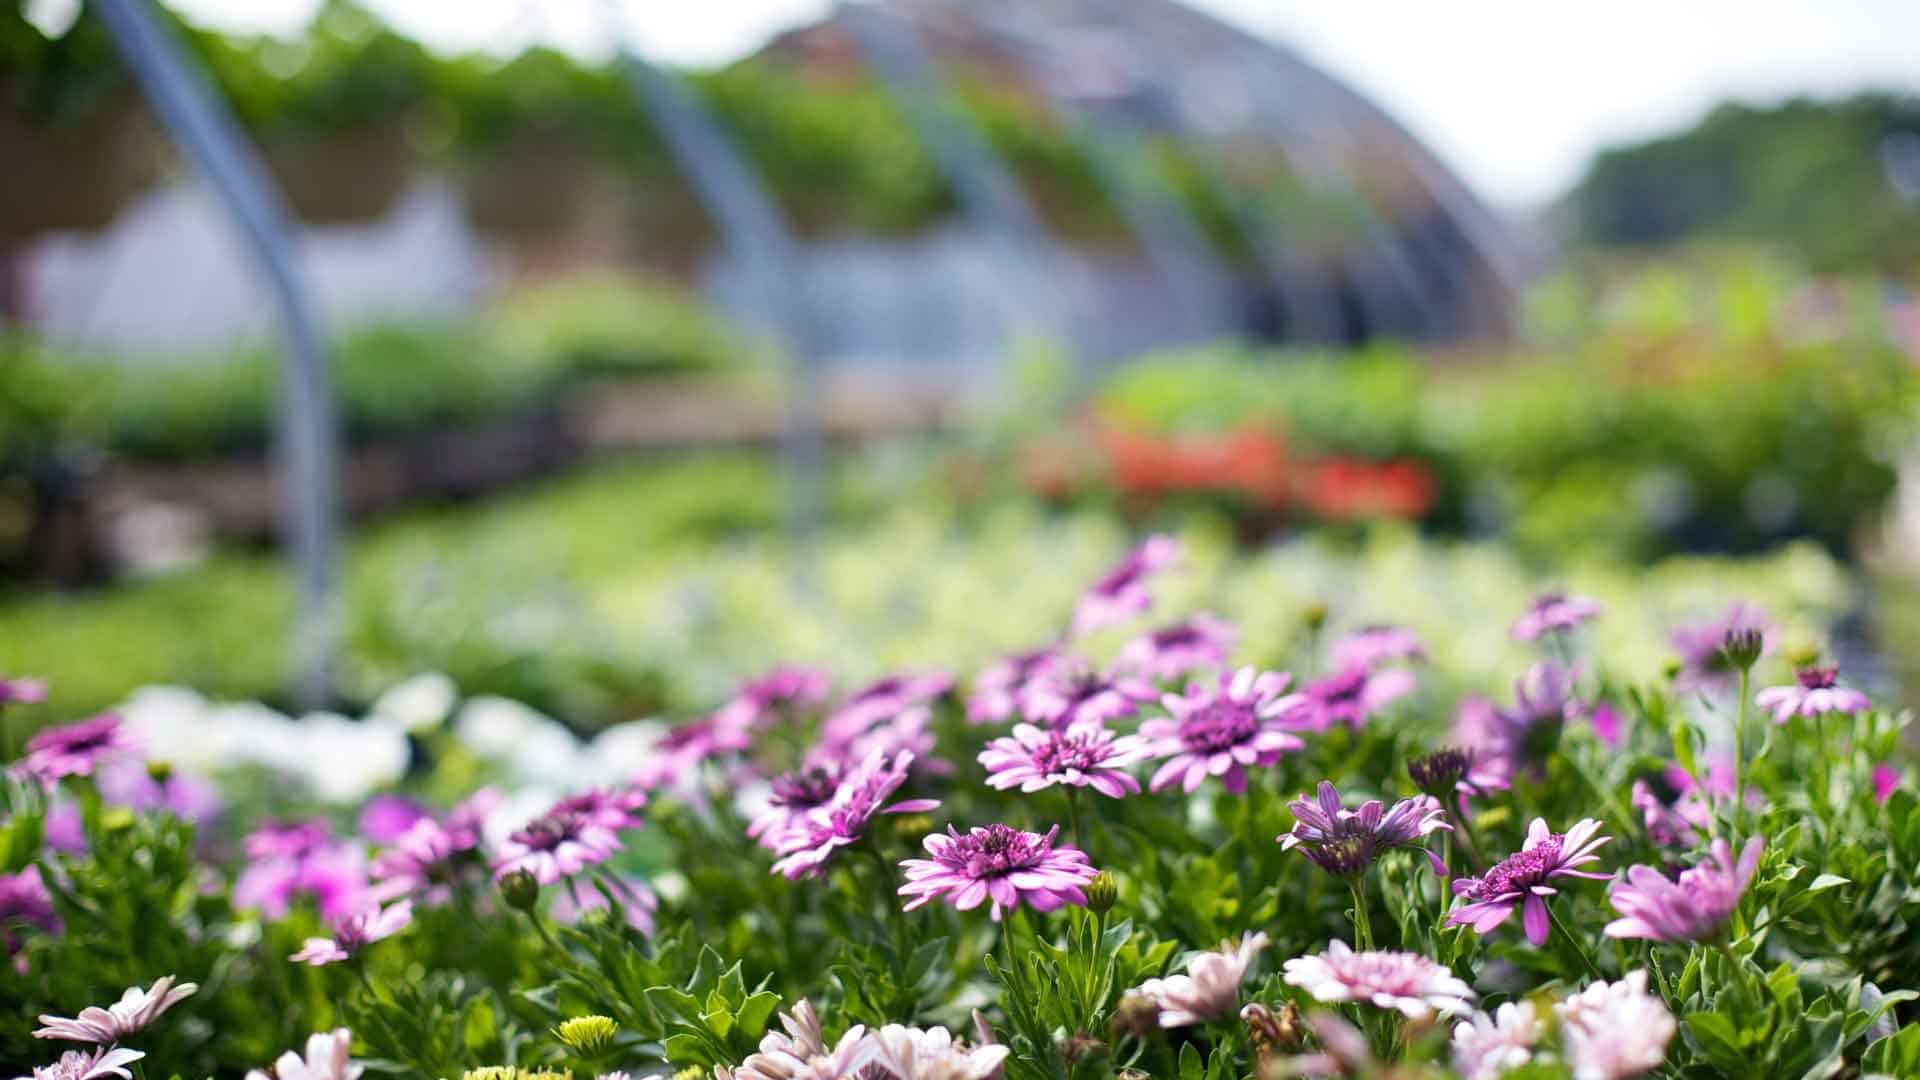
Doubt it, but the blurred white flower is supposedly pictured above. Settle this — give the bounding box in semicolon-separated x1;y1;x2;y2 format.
367;673;457;734
295;714;409;804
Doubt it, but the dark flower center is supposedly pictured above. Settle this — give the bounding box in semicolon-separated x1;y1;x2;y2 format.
1796;665;1838;690
1152;624;1206;648
1315;669;1369;706
1029;730;1109;774
1180;700;1260;753
1467;836;1564;899
770;768;840;808
954;824;1050;877
512;814;580;852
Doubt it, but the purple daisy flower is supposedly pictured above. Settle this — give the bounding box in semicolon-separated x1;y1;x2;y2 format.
234;823;370;922
834;706;949;777
1605;836;1762;943
769;749;939;880
1282;665;1416;733
1014;657;1155;730
1755;665;1872;723
1282;940;1476;1019
979;721;1150;799
820;671;953;750
1;866;62;960
747;765;844;852
632;714;754;792
1670;603;1772;693
1454;663;1582;787
442;787;501;850
1111;614;1238;682
0;677;48;706
550;787;648;832
1446;817;1611;945
356;795;428;844
713;666;832;732
1329;626;1425;672
967;647;1060;724
1071;534;1181;638
491;810;620;885
1511;591;1602;641
898;823;1097;921
1279;781;1451;876
1140;667;1304;794
290;899;413;966
1875;764;1901;805
21;715;134;782
370;818;466;904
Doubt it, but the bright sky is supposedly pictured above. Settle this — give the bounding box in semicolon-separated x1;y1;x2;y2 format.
120;0;1920;210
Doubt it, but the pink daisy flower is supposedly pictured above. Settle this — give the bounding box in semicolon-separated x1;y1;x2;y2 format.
549;787;648;832
820;672;953;751
1128;932;1268;1027
1071;534;1181;637
34;976;198;1043
1282;940;1476;1019
16;1048;147;1080
748;765;844;851
633;713;753;791
1446;818;1610;945
1140;667;1304;794
979;721;1150;798
1875;764;1901;805
370;818;469;904
1511;592;1602;641
1279;781;1451;877
769;750;939;880
1555;971;1675;1080
290;900;413;966
1605;836;1762;943
1451;1001;1543;1080
967;647;1060;724
21;715;134;782
491;811;620;885
1282;665;1416;733
1111;614;1238;682
0;677;48;706
712;666;831;732
1329;626;1424;671
1755;665;1871;723
1013;658;1154;730
898;823;1097;921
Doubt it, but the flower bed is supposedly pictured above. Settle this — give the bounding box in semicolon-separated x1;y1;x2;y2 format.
2;535;1915;1079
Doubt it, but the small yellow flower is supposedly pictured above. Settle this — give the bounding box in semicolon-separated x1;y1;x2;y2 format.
554;1015;619;1054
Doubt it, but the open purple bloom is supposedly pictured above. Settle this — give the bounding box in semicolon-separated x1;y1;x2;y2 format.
1280;781;1451;876
1014;657;1154;729
713;666;832;732
1446;818;1610;945
1511;592;1602;641
0;677;48;706
748;765;844;852
1755;665;1871;723
1071;534;1181;637
632;713;754;791
1330;626;1424;671
833;706;948;777
1606;836;1762;942
442;787;501;850
820;671;953;751
234;822;369;922
1128;932;1268;1027
1140;667;1304;794
898;823;1097;921
35;976;197;1043
370;818;466;904
1671;603;1773;693
550;787;648;832
1282;940;1476;1019
979;721;1149;798
1;867;62;960
1282;666;1416;733
1112;614;1238;682
492;810;620;885
967;647;1060;724
22;715;134;783
356;795;427;844
770;749;939;880
1454;663;1582;787
291;900;413;966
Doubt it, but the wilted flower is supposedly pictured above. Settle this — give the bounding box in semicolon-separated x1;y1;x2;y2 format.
1447;818;1610;945
770;750;939;880
244;1029;361;1080
12;1048;146;1080
1329;626;1424;671
1071;534;1181;637
1282;665;1415;733
1279;781;1450;876
1112;615;1238;682
899;824;1097;921
967;648;1060;724
1128;932;1268;1027
1670;604;1772;693
35;977;198;1043
1281;940;1475;1018
290;900;413;965
0;677;48;706
22;715;134;782
1450;1001;1543;1080
492;810;621;885
1512;592;1602;641
1755;665;1871;723
979;721;1150;798
1606;836;1762;943
1140;667;1304;794
1554;971;1675;1080
1014;658;1154;730
869;1023;1009;1079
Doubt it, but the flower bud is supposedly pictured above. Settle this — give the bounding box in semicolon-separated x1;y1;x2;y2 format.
499;868;540;913
1407;747;1470;798
1058;1032;1104;1064
555;1015;618;1054
1084;871;1119;914
1301;602;1329;633
1719;628;1764;672
146;760;174;784
1111;993;1161;1037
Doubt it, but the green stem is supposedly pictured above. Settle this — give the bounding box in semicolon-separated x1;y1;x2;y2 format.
1347;878;1375;951
522;908;565;956
1732;667;1751;836
1569;752;1637;843
1066;787;1088;855
1547;903;1602;980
